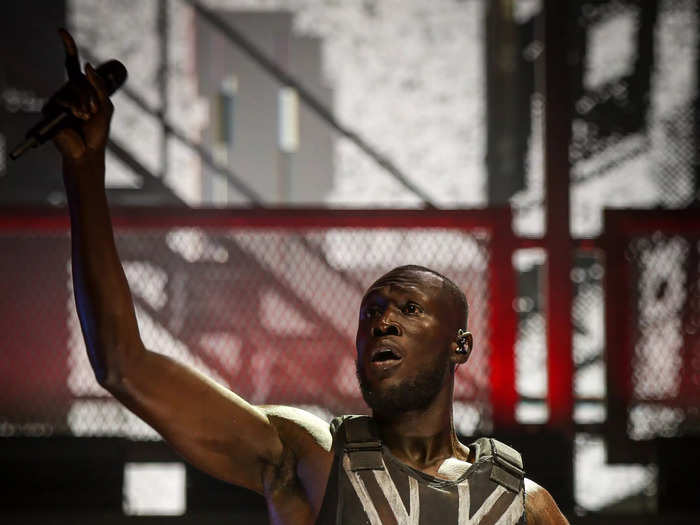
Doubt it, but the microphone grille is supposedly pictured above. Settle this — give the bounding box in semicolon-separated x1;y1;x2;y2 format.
95;60;128;96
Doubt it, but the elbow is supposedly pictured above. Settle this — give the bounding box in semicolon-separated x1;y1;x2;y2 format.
93;361;125;395
89;342;135;396
78;306;143;392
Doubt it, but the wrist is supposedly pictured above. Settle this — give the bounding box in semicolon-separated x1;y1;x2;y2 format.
62;150;106;189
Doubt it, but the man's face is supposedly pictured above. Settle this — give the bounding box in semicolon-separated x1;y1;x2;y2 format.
355;270;456;415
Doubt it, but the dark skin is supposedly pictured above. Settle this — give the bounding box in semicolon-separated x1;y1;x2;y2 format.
52;29;569;525
357;271;471;469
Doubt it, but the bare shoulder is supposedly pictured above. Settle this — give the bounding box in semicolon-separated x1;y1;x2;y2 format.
261;405;333;454
524;478;570;525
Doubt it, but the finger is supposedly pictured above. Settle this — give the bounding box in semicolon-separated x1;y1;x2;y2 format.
78;65;100;114
85;63;108;104
58;83;94;120
58;28;82;81
83;65;114;150
49;92;91;120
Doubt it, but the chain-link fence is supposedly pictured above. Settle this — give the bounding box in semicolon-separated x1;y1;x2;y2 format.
626;230;700;440
604;211;700;453
0;211;511;440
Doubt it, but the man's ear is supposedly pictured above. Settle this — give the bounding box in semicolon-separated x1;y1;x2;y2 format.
451;331;473;365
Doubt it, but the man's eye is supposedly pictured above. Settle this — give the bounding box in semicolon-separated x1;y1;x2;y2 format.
403;303;421;314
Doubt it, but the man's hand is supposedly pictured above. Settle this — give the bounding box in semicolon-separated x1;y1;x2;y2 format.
51;29;113;161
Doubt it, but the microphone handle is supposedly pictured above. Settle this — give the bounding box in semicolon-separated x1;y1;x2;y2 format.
10;113;73;160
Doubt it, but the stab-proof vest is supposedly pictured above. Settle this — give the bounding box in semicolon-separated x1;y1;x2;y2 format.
315;416;526;525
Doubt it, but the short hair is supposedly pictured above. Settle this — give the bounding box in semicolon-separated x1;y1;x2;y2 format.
376;265;469;329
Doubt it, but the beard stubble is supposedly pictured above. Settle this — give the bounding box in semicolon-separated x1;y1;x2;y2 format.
356;354;450;415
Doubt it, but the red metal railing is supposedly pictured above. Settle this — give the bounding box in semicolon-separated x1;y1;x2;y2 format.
603;208;700;460
0;207;519;435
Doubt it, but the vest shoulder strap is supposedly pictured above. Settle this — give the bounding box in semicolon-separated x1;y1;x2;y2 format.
330;415;384;472
470;437;525;493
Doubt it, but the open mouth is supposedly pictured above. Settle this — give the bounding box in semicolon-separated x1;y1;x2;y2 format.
371;348;402;363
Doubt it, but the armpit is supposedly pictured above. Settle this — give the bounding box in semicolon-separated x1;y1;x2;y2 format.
260;405;335;512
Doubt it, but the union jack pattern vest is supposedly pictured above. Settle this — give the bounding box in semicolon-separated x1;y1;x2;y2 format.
315;416;526;525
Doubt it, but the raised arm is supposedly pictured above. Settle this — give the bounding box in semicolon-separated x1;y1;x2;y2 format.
52;30;328;494
524;479;570;525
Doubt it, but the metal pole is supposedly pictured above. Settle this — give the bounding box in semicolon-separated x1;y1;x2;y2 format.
158;0;169;182
489;208;518;429
543;0;574;430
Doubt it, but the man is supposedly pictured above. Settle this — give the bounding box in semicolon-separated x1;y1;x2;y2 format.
51;29;568;524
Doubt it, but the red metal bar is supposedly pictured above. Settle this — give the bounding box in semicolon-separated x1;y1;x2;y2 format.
544;0;574;430
680;235;699;410
604;208;700;234
488;209;518;428
0;206;513;231
602;215;633;460
515;237;601;250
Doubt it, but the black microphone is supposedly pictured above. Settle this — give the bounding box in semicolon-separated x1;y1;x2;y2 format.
9;60;128;160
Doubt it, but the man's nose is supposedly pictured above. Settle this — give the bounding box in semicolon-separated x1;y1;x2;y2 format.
371;313;400;337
